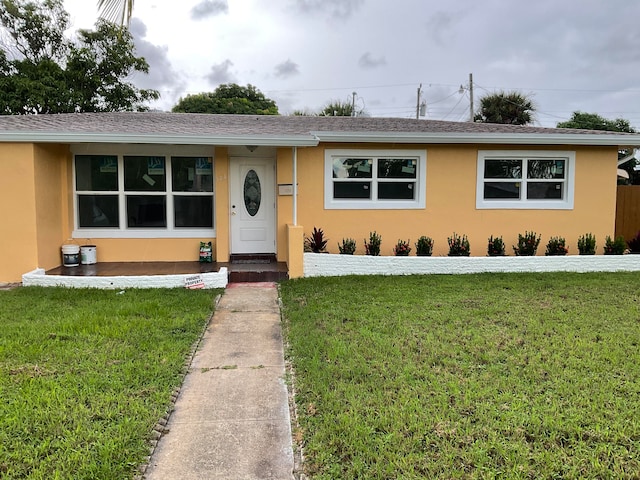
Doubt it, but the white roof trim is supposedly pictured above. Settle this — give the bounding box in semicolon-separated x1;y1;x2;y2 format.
0;132;320;147
1;129;639;148
312;131;640;147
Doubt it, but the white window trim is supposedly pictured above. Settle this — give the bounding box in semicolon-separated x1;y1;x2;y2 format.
476;150;575;210
324;149;426;210
72;145;216;239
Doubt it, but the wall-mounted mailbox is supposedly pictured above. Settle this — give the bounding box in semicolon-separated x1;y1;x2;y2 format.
278;184;293;196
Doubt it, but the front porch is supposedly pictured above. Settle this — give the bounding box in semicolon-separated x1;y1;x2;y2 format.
22;257;288;289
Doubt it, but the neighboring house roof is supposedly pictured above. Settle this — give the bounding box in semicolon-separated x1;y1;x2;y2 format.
0;112;639;147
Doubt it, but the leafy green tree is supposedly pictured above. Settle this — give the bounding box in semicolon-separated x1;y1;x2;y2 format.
474;91;535;125
0;0;158;114
556;111;636;133
1;0;69;61
558;112;638;184
66;21;158;112
172;84;279;115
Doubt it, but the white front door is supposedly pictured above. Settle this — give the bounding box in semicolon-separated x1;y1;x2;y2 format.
230;157;276;254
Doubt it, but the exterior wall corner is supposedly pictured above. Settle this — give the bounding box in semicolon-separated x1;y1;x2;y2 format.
286;224;304;278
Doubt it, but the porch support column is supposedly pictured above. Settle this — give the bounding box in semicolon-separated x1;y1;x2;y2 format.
292;146;298;225
286;146;304;278
286;223;304;278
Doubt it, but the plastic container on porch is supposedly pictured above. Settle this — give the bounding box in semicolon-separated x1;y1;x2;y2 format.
80;245;97;265
61;244;80;267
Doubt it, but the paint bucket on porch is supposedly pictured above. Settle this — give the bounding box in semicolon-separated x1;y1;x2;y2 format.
80;245;97;265
61;244;80;267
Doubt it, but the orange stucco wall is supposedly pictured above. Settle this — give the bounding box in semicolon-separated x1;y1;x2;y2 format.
69;237;216;262
0;144;72;281
276;147;294;262
0;144;39;282
34;144;68;271
282;143;618;257
0;143;221;282
0;140;620;283
214;147;230;262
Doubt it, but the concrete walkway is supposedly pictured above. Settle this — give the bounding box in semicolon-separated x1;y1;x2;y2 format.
144;282;295;480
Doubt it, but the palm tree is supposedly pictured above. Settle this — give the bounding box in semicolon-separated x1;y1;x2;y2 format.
474;91;535;125
319;100;367;117
97;0;134;25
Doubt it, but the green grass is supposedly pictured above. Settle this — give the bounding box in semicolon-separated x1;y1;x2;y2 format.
280;273;640;479
0;286;219;479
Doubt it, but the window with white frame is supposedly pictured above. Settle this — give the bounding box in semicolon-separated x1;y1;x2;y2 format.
324;149;426;209
74;149;215;238
476;150;575;209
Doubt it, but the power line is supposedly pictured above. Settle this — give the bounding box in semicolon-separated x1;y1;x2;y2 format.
149;78;640;128
441;92;466;121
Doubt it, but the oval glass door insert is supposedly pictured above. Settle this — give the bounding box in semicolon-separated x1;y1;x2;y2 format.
243;169;261;216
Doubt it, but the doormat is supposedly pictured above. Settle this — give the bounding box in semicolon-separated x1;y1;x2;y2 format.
231;259;272;264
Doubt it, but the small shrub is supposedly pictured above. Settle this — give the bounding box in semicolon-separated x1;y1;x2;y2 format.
604;235;626;255
577;233;596;255
394;239;411;256
545;236;569;256
513;231;541;256
415;236;434;256
304;227;328;253
338;238;356;255
447;233;470;257
364;231;382;256
627;231;640;253
487;235;506;256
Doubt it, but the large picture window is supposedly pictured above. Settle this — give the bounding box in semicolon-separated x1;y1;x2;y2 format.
74;148;214;238
324;149;426;209
477;150;575;210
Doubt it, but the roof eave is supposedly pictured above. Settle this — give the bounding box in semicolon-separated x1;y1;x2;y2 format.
0;132;320;147
313;131;640;147
3;130;639;148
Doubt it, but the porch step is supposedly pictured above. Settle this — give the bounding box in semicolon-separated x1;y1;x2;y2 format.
230;254;277;264
227;255;288;283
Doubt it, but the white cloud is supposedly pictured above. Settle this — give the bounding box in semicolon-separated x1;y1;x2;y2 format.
129;19;185;109
62;0;640;127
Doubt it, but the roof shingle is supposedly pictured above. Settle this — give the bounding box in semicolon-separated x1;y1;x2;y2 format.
0;112;638;146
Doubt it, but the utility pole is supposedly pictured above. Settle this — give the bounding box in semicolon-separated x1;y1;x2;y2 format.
468;73;474;122
351;91;357;117
416;84;422;119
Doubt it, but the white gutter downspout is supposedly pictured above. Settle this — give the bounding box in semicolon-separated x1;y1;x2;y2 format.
292;146;298;225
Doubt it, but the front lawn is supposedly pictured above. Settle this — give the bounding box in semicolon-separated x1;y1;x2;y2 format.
280;273;640;479
0;286;218;479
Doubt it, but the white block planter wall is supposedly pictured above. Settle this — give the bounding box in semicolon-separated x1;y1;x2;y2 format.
22;268;228;289
303;253;640;277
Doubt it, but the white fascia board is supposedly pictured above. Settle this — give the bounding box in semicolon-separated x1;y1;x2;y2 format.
313;131;640;147
0;132;320;147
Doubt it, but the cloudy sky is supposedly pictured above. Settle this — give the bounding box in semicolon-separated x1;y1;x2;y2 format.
63;0;640;128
